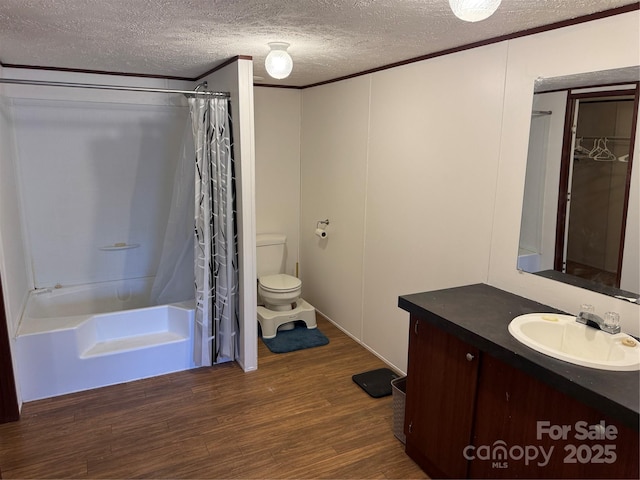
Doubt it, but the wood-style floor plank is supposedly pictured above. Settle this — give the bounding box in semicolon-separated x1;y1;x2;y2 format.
0;315;427;479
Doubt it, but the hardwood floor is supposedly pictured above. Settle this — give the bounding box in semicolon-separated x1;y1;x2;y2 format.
0;315;427;479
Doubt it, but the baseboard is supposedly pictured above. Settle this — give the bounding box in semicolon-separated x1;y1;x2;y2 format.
314;309;406;376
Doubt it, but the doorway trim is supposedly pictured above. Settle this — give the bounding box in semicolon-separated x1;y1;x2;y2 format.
0;277;19;423
554;84;639;287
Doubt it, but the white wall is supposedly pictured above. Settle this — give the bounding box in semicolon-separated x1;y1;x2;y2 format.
299;44;508;372
0;65;29;408
295;10;639;373
363;45;508;370
254;87;301;276
489;11;640;336
200;59;258;372
300;77;370;340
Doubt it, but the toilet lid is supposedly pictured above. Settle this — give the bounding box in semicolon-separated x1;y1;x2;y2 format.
259;274;301;293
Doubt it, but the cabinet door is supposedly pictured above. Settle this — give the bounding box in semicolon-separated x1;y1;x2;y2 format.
470;354;640;479
404;315;480;478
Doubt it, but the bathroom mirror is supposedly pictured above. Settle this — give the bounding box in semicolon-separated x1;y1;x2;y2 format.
518;67;640;303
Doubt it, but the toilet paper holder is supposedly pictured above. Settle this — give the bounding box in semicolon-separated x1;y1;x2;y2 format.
315;219;329;239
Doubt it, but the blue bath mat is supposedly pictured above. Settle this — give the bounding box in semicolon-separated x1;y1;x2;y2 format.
260;323;329;353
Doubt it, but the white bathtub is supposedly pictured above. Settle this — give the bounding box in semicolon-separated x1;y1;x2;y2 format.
16;277;195;401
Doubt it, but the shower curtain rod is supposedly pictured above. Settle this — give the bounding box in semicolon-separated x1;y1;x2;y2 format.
0;78;230;98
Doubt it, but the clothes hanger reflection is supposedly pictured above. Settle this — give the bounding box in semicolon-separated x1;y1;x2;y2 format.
591;138;617;162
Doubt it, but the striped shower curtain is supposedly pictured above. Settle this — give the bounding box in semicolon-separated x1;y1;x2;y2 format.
190;96;239;366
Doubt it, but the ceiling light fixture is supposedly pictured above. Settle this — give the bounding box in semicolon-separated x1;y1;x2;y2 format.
448;0;502;22
265;42;293;79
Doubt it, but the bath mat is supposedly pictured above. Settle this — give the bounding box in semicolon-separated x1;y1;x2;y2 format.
352;368;399;398
260;323;329;353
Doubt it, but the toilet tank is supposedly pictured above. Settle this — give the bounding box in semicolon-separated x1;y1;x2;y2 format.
256;233;286;278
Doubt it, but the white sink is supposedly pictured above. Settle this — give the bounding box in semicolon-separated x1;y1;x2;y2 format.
508;313;640;371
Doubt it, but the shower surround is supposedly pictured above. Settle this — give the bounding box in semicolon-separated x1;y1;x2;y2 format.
8;90;196;400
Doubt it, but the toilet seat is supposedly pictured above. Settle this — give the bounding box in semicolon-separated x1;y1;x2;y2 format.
259;274;301;293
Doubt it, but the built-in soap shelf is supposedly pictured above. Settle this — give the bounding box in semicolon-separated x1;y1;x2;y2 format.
99;243;140;251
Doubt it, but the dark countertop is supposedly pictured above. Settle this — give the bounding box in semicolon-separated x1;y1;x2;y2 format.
398;283;640;431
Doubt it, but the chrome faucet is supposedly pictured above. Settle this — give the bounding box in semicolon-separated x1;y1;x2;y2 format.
576;310;621;334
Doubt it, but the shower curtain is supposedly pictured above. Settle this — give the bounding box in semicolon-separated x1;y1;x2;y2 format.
191;96;239;366
152;96;239;366
150;119;196;306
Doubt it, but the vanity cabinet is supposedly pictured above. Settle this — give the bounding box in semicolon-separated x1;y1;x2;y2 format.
470;354;639;479
404;315;479;478
404;313;640;479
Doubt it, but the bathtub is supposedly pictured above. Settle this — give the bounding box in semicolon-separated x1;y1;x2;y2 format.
517;247;542;272
16;277;195;401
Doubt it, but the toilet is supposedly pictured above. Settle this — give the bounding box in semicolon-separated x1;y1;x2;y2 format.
257;233;316;339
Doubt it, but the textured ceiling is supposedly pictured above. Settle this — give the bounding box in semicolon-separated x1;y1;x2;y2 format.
0;1;636;87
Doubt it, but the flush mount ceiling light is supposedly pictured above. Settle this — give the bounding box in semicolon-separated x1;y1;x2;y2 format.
265;42;293;79
448;0;502;22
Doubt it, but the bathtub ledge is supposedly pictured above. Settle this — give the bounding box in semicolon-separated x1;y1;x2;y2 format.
80;331;188;358
17;314;89;336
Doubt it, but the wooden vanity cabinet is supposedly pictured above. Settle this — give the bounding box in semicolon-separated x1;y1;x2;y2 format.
470;354;639;479
404;314;640;479
404;315;479;478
